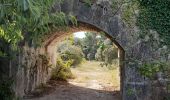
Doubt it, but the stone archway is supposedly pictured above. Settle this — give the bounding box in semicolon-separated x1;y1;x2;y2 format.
14;0;152;100
44;22;125;100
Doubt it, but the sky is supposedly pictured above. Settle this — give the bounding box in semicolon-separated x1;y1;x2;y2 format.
73;31;86;38
73;31;102;39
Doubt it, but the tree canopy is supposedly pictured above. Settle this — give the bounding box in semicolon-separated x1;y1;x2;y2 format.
0;0;68;47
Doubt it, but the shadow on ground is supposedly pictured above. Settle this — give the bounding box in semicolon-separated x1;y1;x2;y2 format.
24;80;120;100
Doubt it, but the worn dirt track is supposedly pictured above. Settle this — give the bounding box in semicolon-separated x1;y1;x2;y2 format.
24;61;120;100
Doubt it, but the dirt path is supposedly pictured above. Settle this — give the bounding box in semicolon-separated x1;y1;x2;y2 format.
24;61;120;100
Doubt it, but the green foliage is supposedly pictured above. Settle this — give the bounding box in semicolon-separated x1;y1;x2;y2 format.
111;0;123;13
0;51;4;57
139;61;169;79
164;96;170;100
82;32;98;60
95;47;104;61
74;37;83;47
0;23;23;49
53;36;85;80
51;57;73;80
139;61;170;99
69;14;78;26
137;0;170;47
57;41;84;66
73;32;118;68
95;35;106;61
0;0;77;47
0;1;75;98
0;38;16;100
127;88;135;96
103;46;118;67
0;78;15;100
84;0;92;7
0;50;6;57
120;0;170;48
95;38;118;68
121;0;138;27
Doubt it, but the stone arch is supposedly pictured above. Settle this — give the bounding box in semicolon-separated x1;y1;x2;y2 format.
14;0;152;100
43;22;125;100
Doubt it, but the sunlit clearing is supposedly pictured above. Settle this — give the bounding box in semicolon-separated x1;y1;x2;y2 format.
53;31;120;100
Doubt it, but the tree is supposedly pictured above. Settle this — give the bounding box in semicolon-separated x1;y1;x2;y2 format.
74;37;83;47
0;0;69;47
82;32;98;60
103;45;118;67
95;38;118;68
57;40;84;66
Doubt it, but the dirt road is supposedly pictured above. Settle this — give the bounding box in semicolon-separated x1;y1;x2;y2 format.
24;61;120;100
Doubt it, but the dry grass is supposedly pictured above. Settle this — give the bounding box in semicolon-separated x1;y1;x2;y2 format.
70;61;120;91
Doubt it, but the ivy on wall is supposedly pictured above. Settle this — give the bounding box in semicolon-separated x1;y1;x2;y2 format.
116;0;170;48
121;0;138;28
137;0;170;47
84;0;92;7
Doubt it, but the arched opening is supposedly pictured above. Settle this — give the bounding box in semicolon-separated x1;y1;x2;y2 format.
38;22;125;100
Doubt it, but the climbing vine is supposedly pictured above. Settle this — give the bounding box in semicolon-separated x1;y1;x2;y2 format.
121;0;138;28
117;0;170;48
84;0;92;7
139;61;169;79
137;0;170;47
114;0;170;98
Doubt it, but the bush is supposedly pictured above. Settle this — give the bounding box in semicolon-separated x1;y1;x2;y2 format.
51;57;73;81
95;45;118;67
0;78;15;100
103;45;118;65
57;41;84;66
95;47;103;61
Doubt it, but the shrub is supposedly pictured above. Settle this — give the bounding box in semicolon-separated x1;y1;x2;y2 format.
103;45;118;65
95;45;118;69
95;47;103;61
57;41;84;66
52;39;84;80
0;78;15;100
51;57;73;81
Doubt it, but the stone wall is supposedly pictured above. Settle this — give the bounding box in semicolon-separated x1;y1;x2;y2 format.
11;0;166;99
59;0;153;100
13;44;52;97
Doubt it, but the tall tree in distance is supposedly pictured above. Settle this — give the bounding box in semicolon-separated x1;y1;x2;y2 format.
82;32;98;60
